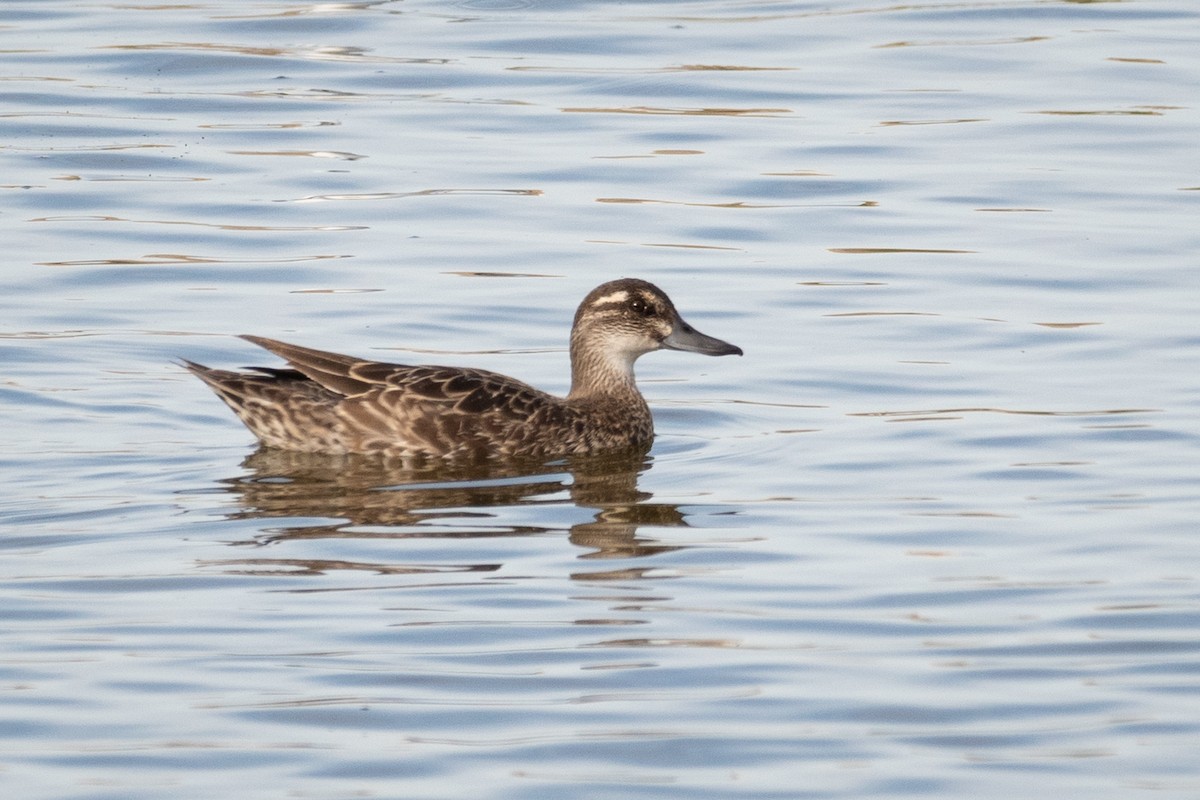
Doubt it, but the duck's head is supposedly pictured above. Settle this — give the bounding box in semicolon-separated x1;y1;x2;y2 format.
569;278;742;391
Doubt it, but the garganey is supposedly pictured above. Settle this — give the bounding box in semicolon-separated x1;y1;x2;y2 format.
184;278;741;460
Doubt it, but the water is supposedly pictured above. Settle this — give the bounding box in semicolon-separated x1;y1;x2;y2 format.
2;0;1199;797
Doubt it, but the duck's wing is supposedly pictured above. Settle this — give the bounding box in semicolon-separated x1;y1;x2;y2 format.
241;335;386;397
241;335;549;410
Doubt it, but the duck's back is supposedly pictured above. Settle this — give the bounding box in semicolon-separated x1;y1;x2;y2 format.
336;363;582;459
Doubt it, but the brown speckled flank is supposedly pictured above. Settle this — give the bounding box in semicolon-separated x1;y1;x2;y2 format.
183;278;742;460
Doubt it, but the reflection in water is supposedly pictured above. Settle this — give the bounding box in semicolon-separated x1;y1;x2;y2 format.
209;446;689;573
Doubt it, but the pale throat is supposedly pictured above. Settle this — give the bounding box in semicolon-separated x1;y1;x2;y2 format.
567;336;644;400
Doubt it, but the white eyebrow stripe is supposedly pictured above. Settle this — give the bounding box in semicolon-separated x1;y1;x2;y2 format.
591;290;629;305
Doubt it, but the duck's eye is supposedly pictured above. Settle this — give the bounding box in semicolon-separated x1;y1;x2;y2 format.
630;298;656;317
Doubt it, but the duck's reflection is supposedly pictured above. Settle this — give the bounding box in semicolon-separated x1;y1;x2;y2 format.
212;445;689;572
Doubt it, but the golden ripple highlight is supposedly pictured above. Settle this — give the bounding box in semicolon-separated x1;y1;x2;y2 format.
1031;108;1165;116
563;105;791;117
1012;461;1094;467
201;558;489;577
5;143;170;152
510;64;793;73
289;288;385;295
235;88;386;100
227;149;366;160
673;64;793;71
852;407;1158;420
38;253;348;267
442;271;561;278
878;118;988;126
200;120;339;130
876;36;1050;48
594;149;705;159
102;41;451;65
286;188;543;203
32;214;363;232
643;243;744;251
727;399;827;410
798;280;887;286
909;511;1017;519
1033;321;1103;329
600;197;871;209
825;311;941;318
587;638;742;649
51;174;210;183
829;247;976;254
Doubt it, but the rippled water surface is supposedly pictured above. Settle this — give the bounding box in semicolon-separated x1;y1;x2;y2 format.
3;0;1199;797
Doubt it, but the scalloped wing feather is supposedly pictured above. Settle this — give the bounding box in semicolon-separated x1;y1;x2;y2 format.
334;367;571;458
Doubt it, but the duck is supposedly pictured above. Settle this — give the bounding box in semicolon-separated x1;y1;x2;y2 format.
183;278;742;461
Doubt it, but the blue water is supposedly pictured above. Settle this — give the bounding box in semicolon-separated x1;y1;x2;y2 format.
2;1;1199;798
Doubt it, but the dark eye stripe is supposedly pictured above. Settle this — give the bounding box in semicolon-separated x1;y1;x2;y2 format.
587;294;664;318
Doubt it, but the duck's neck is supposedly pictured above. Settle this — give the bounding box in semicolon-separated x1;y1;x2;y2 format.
567;336;642;403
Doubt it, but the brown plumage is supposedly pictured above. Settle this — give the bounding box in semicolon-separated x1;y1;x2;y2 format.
183;278;741;461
